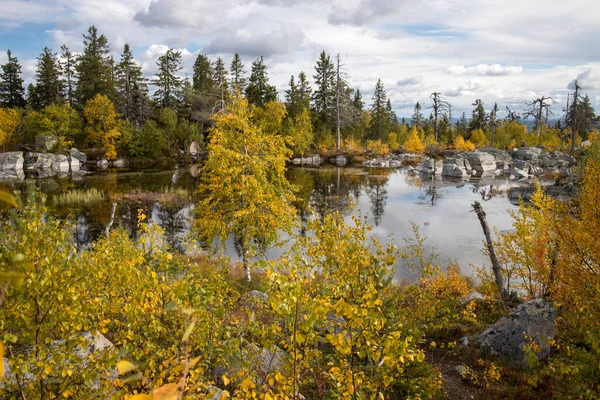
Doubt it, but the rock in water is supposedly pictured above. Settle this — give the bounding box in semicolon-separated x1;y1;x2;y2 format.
475;299;556;368
189;140;200;155
0;152;24;171
70;148;87;164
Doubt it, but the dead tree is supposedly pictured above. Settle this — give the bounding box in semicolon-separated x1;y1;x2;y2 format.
472;201;507;302
524;96;556;137
430;92;450;142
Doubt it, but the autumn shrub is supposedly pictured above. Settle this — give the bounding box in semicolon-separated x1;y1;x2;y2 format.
404;126;425;154
366;139;390;156
470;128;487;147
453;136;475;152
343;136;363;154
0;107;20;149
386;131;399;151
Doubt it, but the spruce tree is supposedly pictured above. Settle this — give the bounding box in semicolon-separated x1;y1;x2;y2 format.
312;51;336;127
213;57;228;107
284;75;297;115
353;89;364;112
229;53;247;92
154;49;183;108
245;56;277;107
115;43;148;127
27;84;40;109
75;26;113;106
60;45;77;107
368;79;390;140
469;99;487;132
192;54;214;93
411;102;423;129
297;71;312;111
0;49;26;108
35;47;64;108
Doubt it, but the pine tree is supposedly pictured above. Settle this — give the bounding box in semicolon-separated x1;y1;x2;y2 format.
154;49;183;108
35;47;64;108
115;43;148;127
192;54;214;93
297;72;311;111
245;56;277;107
75;26;113;106
386;99;398;127
368;79;390;140
212;57;228;108
284;75;299;116
469;99;487;132
411;102;423;129
229;53;247;92
27;84;40;109
0;49;26;108
353;89;364;112
312;51;336;127
60;45;77;107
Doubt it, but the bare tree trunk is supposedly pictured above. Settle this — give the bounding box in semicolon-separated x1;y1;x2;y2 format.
336;54;341;152
105;202;117;237
472;201;506;301
242;249;251;282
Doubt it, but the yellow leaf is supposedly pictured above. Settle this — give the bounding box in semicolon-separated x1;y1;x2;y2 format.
222;375;230;386
117;360;137;375
182;321;196;343
0;191;18;208
153;383;179;400
125;395;153;400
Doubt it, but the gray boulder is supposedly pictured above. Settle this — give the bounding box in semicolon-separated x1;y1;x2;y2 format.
206;386;226;400
70;148;87;164
330;155;348;166
464;151;497;175
475;299;556;368
441;156;472;179
0;152;24;171
51;154;70;173
415;159;443;174
291;154;322;166
35;134;57;152
515;147;543;163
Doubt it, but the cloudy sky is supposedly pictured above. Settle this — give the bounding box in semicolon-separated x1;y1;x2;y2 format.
1;0;599;118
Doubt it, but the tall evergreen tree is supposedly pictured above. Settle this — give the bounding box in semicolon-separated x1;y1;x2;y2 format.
411;102;423;128
469;99;487;132
75;26;113;106
312;51;336;127
386;99;398;127
212;57;228;106
115;43;148;127
35;47;64;108
368;79;390;140
0;49;26;108
60;45;77;107
229;53;247;92
488;102;500;147
27;84;40;109
297;71;311;110
353;89;364;112
192;54;214;93
154;49;183;108
284;75;299;116
245;56;277;107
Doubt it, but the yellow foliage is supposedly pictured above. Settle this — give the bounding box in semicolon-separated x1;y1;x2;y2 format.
343;136;363;154
404;126;425;154
84;94;121;160
453;136;475;152
470;128;487;147
386;132;399;151
366;139;390;156
0;107;20;148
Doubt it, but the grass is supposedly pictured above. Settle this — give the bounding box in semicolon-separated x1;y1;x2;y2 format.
53;188;106;206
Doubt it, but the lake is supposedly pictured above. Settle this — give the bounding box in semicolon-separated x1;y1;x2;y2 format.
0;165;525;281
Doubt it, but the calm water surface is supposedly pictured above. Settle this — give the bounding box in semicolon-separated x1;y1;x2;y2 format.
1;165;525;281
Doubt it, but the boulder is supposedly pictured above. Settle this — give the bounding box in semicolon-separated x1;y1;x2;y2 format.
475;299;556;368
464;151;497;176
213;343;286;385
188;140;200;155
510;167;529;180
35;134;57;152
415;159;443;174
515;147;543;163
97;159;109;169
581;140;592;148
50;154;70;173
70;148;87;164
441;156;472;179
0;169;25;181
330;155;348;166
111;159;126;168
0;152;24;171
206;386;226;400
291;154;322;165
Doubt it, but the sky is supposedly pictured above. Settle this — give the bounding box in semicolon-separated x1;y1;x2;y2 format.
1;0;600;118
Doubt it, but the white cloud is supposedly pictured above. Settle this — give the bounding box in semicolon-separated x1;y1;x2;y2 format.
449;64;523;76
568;68;600;90
446;79;487;97
396;76;423;87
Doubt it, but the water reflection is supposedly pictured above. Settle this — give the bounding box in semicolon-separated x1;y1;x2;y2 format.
1;165;525;280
